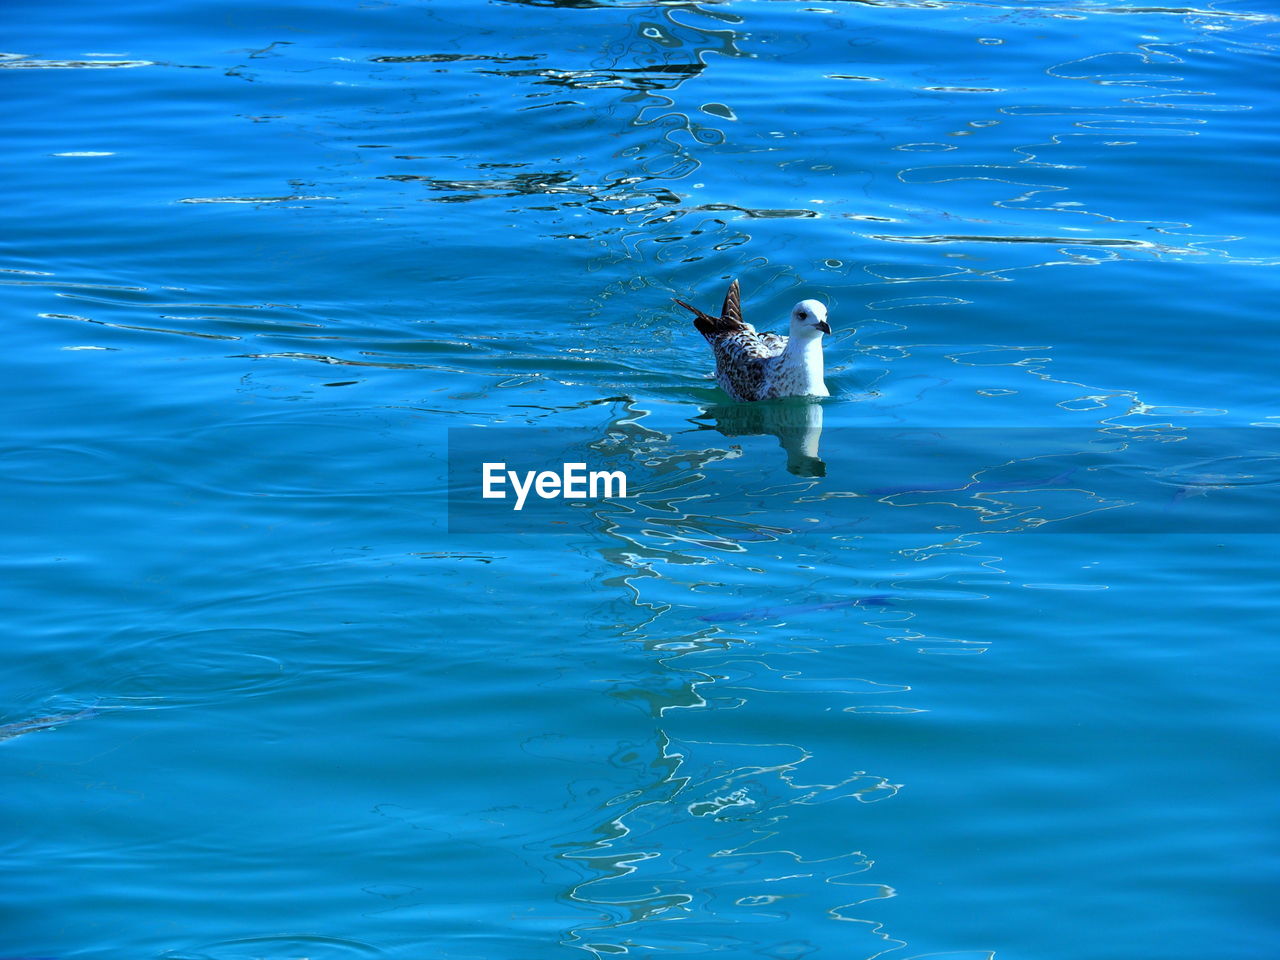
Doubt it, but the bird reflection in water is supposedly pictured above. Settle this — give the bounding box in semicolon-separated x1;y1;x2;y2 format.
692;396;827;478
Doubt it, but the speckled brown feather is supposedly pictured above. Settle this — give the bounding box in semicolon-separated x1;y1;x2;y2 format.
674;278;797;402
720;278;743;328
675;278;747;339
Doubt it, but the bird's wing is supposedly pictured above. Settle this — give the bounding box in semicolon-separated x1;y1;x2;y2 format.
756;332;788;355
675;278;753;340
711;330;783;365
710;331;790;400
720;278;743;328
711;331;788;374
674;279;788;399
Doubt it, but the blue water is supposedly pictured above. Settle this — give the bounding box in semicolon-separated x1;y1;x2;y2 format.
4;1;1279;957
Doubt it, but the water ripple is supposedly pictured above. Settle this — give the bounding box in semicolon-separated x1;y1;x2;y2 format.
160;935;381;960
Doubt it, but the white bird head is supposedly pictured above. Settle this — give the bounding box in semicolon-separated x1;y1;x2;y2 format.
790;299;831;338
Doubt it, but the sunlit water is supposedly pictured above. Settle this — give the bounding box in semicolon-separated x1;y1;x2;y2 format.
3;1;1279;958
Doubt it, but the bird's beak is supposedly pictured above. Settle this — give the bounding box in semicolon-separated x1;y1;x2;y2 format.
817;320;832;335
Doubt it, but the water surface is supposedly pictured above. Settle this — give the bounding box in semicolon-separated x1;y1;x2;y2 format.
3;1;1279;958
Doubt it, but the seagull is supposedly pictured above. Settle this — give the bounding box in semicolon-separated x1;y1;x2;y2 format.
675;279;831;402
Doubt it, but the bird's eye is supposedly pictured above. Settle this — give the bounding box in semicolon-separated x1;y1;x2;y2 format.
797;311;808;320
